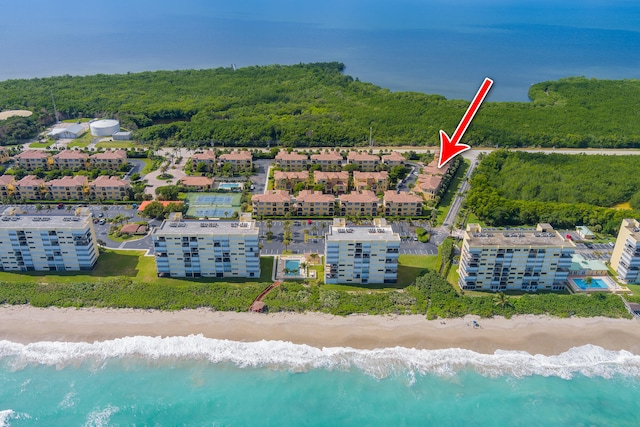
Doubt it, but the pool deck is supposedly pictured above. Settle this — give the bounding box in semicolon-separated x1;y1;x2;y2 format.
275;255;307;280
567;276;628;293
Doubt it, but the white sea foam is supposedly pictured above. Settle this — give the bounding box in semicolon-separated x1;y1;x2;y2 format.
1;336;639;380
83;405;119;427
0;411;14;427
0;410;30;427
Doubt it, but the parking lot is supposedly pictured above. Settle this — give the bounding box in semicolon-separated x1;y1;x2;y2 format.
259;219;436;256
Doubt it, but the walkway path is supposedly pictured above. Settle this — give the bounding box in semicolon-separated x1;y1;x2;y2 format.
249;281;282;312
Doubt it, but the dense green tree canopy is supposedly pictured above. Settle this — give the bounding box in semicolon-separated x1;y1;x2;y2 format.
1;63;640;147
466;151;640;234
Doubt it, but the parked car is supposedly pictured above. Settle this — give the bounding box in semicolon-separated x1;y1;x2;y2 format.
57;203;64;209
99;219;106;225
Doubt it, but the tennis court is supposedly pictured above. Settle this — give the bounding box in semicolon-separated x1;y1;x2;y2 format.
192;195;234;205
185;192;242;218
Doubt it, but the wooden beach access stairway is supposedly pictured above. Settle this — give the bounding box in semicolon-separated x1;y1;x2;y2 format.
249;281;282;312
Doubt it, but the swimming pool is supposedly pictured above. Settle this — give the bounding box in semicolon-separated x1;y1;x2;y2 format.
218;182;242;190
572;278;609;290
284;259;301;276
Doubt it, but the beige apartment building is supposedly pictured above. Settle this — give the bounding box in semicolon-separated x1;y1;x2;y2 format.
339;190;380;216
413;174;443;200
48;176;90;200
53;150;89;171
0;147;10;163
251;190;293;216
313;171;349;194
179;176;214;192
190;150;217;172
383;190;423;216
0;175;17;199
346;151;380;172
274;150;309;171
353;171;389;192
273;171;309;191
218;150;253;173
89;149;127;171
294;190;336;216
15;175;47;200
91;176;130;200
14;150;52;170
310;150;343;171
381;151;405;167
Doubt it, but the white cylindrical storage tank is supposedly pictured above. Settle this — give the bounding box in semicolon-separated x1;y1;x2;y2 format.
90;119;120;136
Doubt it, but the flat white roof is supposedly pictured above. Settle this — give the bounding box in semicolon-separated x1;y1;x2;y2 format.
0;212;92;229
153;219;258;236
327;225;400;242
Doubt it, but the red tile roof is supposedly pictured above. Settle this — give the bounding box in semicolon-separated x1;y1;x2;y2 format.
252;190;292;203
310;151;343;161
339;190;380;204
275;150;308;161
295;190;335;203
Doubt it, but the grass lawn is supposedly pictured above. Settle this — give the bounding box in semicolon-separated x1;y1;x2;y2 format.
0;250;274;286
624;283;640;296
465;212;484;227
322;254;437;292
28;142;51;148
140;158;156;174
62;118;92;123
436;159;469;225
96;140;135;149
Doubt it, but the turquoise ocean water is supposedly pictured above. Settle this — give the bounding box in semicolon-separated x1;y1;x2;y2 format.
1;336;640;426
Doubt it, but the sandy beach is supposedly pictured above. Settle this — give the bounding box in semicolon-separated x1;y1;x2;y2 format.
1;305;639;355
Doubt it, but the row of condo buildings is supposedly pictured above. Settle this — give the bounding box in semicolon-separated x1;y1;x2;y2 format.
187;149;455;201
458;219;640;291
188;150;253;173
274;170;389;193
2;205;639;288
151;214;402;284
187;149;406;174
274;150;406;171
0;207;400;285
0;174;130;201
252;190;423;217
10;149;128;171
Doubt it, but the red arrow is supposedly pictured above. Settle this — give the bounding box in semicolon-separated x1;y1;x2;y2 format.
438;77;493;168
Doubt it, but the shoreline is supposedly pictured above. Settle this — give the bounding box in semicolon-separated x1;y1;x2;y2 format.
2;306;640;355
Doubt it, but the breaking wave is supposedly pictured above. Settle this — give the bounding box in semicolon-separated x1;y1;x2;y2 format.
1;336;639;380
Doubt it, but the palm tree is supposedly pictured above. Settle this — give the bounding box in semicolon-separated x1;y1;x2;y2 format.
493;292;512;309
584;276;593;289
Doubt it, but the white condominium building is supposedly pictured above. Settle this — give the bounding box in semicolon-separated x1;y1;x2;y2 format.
324;218;400;285
610;219;640;284
458;223;575;292
152;213;260;278
0;207;99;272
